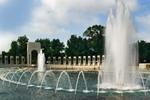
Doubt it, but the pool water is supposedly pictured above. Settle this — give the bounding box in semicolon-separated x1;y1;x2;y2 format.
0;68;150;100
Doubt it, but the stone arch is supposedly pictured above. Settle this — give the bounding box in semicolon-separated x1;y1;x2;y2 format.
27;42;41;65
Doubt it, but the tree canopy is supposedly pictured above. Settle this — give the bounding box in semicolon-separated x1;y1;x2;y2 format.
17;35;29;56
138;40;150;63
8;35;28;57
35;38;51;57
83;25;105;55
9;41;18;56
2;25;150;63
35;38;64;57
83;25;105;38
66;35;90;56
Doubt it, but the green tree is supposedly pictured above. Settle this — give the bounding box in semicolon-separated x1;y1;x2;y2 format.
83;25;105;38
17;35;29;57
51;39;65;56
83;25;105;55
35;38;51;57
66;35;90;56
138;40;150;63
36;38;65;57
9;41;19;56
2;51;7;64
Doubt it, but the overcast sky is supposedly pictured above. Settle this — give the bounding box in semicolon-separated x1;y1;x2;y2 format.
0;0;149;52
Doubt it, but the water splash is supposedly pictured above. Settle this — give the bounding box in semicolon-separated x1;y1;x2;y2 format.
138;71;147;95
2;70;11;85
38;49;46;72
75;71;88;94
97;71;103;95
2;70;15;85
101;0;141;89
9;68;27;86
55;71;73;93
27;70;39;88
16;69;33;88
39;70;56;90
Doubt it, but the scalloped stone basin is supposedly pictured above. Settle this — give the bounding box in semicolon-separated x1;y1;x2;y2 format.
1;67;150;100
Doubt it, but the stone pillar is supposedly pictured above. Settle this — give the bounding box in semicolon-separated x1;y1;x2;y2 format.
10;56;14;64
83;56;86;66
78;56;81;66
97;55;100;65
102;55;105;63
58;57;61;64
21;56;25;64
0;55;2;64
63;56;67;65
92;56;96;66
73;56;77;66
27;52;31;65
16;56;19;64
5;56;8;64
47;57;51;64
88;56;91;66
68;56;72;65
53;57;56;64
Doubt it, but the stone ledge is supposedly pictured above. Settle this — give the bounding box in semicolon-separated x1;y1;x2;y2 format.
139;63;150;70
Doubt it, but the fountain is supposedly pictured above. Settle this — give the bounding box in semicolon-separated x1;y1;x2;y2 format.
100;0;141;90
37;49;46;72
1;0;150;99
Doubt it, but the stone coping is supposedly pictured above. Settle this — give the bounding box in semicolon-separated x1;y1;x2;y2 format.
1;63;150;72
0;64;100;71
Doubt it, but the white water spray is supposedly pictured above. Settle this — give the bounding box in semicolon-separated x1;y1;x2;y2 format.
101;0;141;89
37;49;46;72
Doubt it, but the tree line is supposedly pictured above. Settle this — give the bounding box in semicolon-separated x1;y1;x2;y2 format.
2;25;150;63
